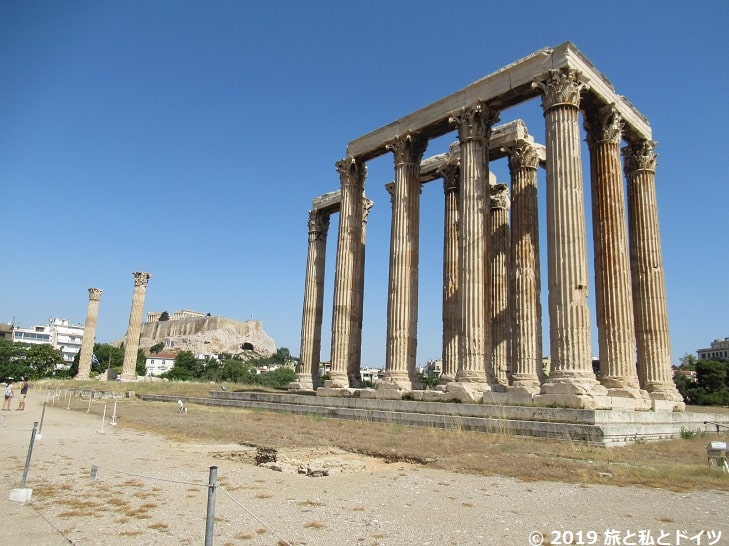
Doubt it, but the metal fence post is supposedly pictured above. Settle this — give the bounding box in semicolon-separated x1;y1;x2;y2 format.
205;466;218;546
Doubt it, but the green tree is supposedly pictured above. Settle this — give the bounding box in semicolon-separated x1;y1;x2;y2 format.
26;344;64;378
160;351;202;381
257;366;296;388
136;348;147;376
0;340;32;381
159;311;170;321
150;342;164;354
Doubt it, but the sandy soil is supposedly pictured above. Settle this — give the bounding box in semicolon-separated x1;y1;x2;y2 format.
1;396;727;546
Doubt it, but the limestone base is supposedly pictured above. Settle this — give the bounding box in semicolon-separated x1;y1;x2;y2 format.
143;390;729;447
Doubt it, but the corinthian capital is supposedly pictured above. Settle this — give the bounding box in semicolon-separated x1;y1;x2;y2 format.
133;272;152;287
88;288;103;301
449;101;500;144
506;141;540;173
622;140;658;175
438;157;460;193
308;209;330;238
385;131;428;167
584;104;624;146
532;68;588;112
490;183;510;210
335;157;367;189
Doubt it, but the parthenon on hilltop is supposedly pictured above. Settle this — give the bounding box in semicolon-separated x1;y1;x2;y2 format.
295;42;684;412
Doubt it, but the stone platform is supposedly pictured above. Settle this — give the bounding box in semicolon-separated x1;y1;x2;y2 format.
140;390;729;447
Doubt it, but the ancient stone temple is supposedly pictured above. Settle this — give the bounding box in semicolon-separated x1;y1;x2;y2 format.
297;42;683;411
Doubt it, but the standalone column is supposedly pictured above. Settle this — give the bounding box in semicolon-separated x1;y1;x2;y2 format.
297;210;330;390
489;183;511;386
75;288;102;380
439;159;460;384
533;69;609;408
328;157;366;389
623;140;684;409
450;102;499;389
585;105;648;405
507;142;543;393
348;197;373;387
121;272;151;381
383;132;427;390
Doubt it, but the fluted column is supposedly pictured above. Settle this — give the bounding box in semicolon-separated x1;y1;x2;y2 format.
75;288;102;380
533;69;608;408
348;197;373;387
329;158;366;388
382;132;427;389
507;142;543;392
585;105;647;404
624;140;684;408
297;210;330;390
490;183;511;386
121;272;151;380
439;158;460;384
450;102;499;387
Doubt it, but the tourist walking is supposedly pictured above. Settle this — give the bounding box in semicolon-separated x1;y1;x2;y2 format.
3;380;14;410
17;378;28;410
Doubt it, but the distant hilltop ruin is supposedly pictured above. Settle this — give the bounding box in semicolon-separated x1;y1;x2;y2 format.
134;309;277;356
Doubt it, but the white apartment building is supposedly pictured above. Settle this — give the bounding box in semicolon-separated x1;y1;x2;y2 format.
12;318;85;364
697;338;729;361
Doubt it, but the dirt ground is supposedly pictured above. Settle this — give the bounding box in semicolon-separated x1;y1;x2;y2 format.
1;395;728;546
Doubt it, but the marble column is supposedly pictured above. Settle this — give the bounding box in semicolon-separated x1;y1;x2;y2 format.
489;183;511;386
328;157;366;388
75;288;102;380
348;197;373;387
439;158;460;384
383;132;428;389
507;141;543;392
623;140;684;409
585;105;647;404
297;209;330;390
450;102;499;387
121;272;151;381
533;69;609;408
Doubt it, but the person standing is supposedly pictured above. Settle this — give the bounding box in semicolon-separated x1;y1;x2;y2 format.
17;378;28;410
3;380;14;410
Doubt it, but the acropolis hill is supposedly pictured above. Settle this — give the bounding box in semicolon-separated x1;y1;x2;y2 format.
133;309;276;356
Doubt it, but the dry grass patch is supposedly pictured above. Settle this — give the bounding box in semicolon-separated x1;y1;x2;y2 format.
304;520;326;529
255;492;273;499
297;499;325;507
42;380;729;491
148;522;169;531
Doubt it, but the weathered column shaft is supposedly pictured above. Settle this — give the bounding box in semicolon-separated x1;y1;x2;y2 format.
508;142;543;391
121;272;151;380
586;106;641;392
329;158;366;388
298;210;330;389
624;140;683;406
489;184;511;385
533;69;608;409
384;132;427;387
76;288;102;380
348;198;373;386
451;102;499;385
538;70;593;378
440;159;460;384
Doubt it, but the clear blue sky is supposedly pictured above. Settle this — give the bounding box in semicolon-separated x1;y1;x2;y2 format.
1;1;727;368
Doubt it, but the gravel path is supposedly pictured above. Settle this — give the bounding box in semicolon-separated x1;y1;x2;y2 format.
1;396;727;545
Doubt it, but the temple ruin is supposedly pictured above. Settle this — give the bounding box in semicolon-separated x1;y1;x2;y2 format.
296;42;684;411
